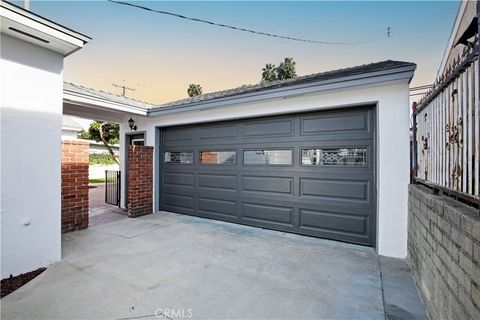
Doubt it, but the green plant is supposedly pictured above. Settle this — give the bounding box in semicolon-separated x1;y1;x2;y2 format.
261;57;297;83
78;121;119;164
89;153;118;165
187;84;202;97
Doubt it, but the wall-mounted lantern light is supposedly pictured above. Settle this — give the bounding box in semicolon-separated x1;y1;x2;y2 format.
128;117;137;131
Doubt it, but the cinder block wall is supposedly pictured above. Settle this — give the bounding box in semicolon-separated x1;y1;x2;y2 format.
61;140;89;233
128;145;153;217
408;184;480;319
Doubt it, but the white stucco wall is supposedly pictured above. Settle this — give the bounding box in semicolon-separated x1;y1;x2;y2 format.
119;79;411;258
1;35;64;277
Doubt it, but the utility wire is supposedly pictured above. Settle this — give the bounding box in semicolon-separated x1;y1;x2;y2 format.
107;0;356;45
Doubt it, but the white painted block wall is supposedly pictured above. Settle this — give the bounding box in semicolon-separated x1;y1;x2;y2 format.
1;35;64;278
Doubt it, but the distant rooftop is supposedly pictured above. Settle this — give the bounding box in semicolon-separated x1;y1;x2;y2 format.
64;60;416;113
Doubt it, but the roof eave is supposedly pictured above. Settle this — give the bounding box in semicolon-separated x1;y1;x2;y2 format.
148;64;415;117
63;90;148;116
1;1;90;56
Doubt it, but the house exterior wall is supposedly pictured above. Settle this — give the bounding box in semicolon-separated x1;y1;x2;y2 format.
1;35;64;278
119;79;411;258
408;184;480;319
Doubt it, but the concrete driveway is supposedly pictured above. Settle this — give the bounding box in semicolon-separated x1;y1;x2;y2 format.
1;212;426;319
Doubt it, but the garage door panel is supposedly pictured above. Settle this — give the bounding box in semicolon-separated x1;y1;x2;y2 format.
301;110;372;134
241;202;293;226
299;178;370;202
162;184;194;195
163;173;194;187
160;107;376;246
299;194;373;210
242;176;293;195
243;119;294;138
197;197;237;217
299;208;369;237
163;194;194;210
197;173;237;190
163;127;195;145
198;124;238;143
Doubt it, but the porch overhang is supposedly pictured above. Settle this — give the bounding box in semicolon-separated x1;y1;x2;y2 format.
63;83;149;122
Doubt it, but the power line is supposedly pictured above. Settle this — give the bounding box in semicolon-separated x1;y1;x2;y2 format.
107;0;356;45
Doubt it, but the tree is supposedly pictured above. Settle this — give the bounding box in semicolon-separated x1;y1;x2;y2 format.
78;121;119;164
276;57;297;80
187;84;202;97
261;58;297;83
261;63;277;83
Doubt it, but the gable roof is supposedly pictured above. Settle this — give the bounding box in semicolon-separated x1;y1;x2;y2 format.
158;60;415;110
64;60;416;116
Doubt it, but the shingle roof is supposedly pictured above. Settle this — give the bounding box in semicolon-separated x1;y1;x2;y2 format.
64;60;415;112
64;82;158;110
155;60;415;110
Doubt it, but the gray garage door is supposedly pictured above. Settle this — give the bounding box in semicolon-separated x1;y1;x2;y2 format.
160;107;376;246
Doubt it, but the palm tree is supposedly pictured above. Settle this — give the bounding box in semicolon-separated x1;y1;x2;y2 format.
187;84;202;97
261;63;277;83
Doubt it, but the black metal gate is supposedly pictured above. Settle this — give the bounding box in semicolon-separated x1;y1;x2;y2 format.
105;170;121;206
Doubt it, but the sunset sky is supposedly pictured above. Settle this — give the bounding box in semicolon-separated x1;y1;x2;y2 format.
22;1;459;105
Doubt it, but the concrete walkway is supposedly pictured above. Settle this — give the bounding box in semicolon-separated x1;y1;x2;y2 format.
89;183;127;227
1;212;427;319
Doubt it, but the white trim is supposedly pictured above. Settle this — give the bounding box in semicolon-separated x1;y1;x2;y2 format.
0;1;89;56
63;91;148;116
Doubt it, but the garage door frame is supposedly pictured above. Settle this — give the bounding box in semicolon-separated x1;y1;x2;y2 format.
156;105;377;247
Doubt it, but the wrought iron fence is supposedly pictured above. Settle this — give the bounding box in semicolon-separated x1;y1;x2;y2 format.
413;34;479;206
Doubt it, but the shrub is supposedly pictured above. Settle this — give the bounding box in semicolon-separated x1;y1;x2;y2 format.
89;153;117;165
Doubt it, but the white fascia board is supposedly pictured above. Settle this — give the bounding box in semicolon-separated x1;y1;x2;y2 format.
63;91;148;116
0;5;88;56
148;66;415;117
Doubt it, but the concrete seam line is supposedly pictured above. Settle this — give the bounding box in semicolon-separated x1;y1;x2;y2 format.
377;257;388;320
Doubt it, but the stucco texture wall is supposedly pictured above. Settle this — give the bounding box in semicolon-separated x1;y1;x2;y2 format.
1;35;64;278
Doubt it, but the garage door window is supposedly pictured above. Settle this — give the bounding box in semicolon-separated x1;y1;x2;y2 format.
243;150;292;165
301;148;367;166
164;151;193;164
200;151;236;165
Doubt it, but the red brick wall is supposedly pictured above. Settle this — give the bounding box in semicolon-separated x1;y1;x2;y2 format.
128;145;153;217
61;140;89;233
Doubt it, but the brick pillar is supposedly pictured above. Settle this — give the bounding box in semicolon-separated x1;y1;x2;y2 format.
128;145;153;217
61;140;89;233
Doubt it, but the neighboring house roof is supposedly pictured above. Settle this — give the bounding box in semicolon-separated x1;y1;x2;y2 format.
62;115;84;132
64;82;158;111
64;60;416;116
